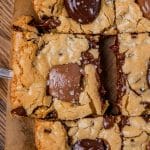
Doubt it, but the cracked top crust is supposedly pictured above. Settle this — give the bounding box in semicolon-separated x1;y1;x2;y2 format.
35;117;122;150
118;33;150;116
33;0;116;34
121;117;150;150
11;16;107;120
115;0;150;33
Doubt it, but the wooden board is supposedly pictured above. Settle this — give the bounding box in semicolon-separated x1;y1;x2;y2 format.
0;0;14;149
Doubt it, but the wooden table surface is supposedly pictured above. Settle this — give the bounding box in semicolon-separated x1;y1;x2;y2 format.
0;0;14;149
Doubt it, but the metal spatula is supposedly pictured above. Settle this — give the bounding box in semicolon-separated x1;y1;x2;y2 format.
0;68;13;79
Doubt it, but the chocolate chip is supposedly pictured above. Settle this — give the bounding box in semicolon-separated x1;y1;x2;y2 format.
142;114;150;122
81;51;99;66
136;0;150;19
11;106;27;116
86;36;99;49
64;0;101;24
73;138;110;150
37;16;61;32
103;115;115;129
131;33;138;38
140;101;150;109
12;25;23;32
44;129;52;134
130;139;135;142
147;60;150;88
45;111;58;119
48;63;82;103
111;105;121;115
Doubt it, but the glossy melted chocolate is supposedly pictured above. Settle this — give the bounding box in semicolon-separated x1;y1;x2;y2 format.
64;0;101;24
49;63;81;102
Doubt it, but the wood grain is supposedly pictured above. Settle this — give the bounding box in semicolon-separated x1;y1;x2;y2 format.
0;0;14;149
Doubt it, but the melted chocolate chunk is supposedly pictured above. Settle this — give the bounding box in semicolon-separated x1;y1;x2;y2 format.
73;138;110;150
103;115;115;129
110;39;127;102
147;60;150;88
49;63;82;102
64;0;101;24
106;104;121;115
11;106;27;116
136;0;150;19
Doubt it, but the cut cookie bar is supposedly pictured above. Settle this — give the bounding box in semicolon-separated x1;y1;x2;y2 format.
11;16;107;120
35;116;122;150
115;0;150;33
33;0;116;34
116;33;150;116
120;116;150;150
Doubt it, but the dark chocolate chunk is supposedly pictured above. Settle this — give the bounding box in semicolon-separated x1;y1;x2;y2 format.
119;116;129;129
136;0;150;19
86;36;99;49
109;37;127;103
73;138;110;150
44;129;52;134
11;106;27;116
81;51;99;66
111;105;121;115
147;60;150;88
131;33;138;39
12;25;23;32
103;115;115;129
49;63;82;102
64;0;101;24
141;101;150;109
37;16;61;32
45;111;58;119
105;104;120;115
142;114;150;122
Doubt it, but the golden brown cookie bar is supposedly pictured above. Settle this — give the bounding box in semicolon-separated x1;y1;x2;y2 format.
115;33;150;116
33;0;116;34
120;116;150;150
35;121;69;150
35;116;122;150
11;16;108;120
115;0;150;33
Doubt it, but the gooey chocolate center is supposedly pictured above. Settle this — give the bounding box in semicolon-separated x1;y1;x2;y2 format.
49;63;82;103
136;0;150;19
73;138;110;150
64;0;101;24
